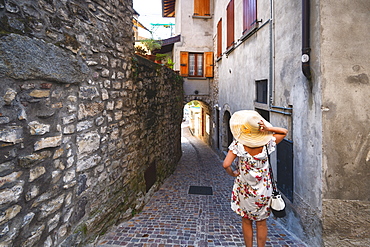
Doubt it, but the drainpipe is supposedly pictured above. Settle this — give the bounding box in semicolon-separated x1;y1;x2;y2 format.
269;0;275;106
302;0;312;80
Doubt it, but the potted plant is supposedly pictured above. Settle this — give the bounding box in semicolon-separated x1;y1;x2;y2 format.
154;53;168;64
135;39;161;61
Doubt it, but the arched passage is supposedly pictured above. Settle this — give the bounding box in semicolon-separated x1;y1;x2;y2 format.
183;99;212;147
222;110;233;154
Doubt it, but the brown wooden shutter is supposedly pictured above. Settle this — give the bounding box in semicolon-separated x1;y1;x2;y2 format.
217;19;222;58
243;0;257;35
226;0;235;49
204;52;214;77
194;0;210;16
180;51;189;77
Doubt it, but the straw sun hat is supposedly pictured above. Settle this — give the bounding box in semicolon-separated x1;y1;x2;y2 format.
229;110;273;148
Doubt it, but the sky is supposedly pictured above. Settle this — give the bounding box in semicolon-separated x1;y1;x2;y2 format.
133;0;175;40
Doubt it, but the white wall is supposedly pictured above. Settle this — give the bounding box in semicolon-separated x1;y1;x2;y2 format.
173;0;214;96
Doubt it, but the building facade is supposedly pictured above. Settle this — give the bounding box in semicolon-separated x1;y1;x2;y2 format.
164;0;370;246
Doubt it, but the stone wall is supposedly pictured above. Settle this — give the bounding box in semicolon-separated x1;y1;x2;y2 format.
0;1;183;246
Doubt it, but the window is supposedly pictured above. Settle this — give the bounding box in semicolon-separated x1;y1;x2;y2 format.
194;0;210;17
180;51;214;77
217;19;222;58
189;53;203;77
256;79;268;103
243;0;257;35
226;0;235;49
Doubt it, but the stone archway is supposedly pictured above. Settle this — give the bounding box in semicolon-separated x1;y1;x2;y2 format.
183;97;213;147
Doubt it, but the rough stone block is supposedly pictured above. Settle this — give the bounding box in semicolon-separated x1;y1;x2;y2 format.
78;102;104;119
0;205;22;225
77;131;100;156
101;88;109;100
0;161;15;173
29;166;46;182
22;212;35;227
53;148;64;159
0;34;89;84
34;135;62;151
77;120;93;132
101;69;110;77
106;101;114;110
3;88;17;105
40;195;64;219
77;154;101;172
0;182;24;205
112;82;121;89
25;186;39;201
20;83;35;90
0;171;22;188
47;214;60;232
28;121;50;135
22;224;45;247
0;126;23;144
19;151;52;168
63;169;75;183
62;114;76;125
79;86;99;100
95;117;105;126
29;90;50;98
63;125;75;134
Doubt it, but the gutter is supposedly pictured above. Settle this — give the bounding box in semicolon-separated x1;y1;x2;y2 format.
302;0;312;80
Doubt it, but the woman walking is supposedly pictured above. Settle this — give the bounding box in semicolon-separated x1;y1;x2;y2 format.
223;110;288;247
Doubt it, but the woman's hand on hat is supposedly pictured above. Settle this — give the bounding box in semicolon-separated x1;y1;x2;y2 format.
258;120;269;132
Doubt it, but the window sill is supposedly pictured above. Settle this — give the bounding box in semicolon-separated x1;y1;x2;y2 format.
192;15;212;19
186;77;208;80
225;45;235;56
254;102;269;111
240;26;258;42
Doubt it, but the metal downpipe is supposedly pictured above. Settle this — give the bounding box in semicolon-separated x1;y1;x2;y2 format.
302;0;312;80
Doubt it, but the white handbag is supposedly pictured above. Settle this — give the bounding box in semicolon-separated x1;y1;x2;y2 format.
266;146;286;218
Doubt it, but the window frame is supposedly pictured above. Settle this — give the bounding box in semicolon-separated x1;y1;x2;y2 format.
193;0;211;17
180;51;214;78
189;53;204;77
217;18;222;58
243;0;258;36
226;0;235;50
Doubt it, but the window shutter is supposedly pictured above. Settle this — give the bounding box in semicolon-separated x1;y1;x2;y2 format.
217;19;222;58
180;51;189;77
194;0;210;16
243;0;257;35
204;52;214;77
226;0;235;49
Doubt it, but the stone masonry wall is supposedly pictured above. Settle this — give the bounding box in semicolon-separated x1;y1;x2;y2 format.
0;1;183;246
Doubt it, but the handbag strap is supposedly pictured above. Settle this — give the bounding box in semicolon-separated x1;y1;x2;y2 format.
265;145;278;193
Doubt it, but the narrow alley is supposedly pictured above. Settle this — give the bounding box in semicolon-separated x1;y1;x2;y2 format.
97;123;307;247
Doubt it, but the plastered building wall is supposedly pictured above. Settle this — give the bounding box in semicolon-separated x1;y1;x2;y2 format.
212;0;369;246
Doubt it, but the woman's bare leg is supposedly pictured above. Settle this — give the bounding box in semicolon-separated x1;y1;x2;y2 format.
241;218;253;247
256;219;268;247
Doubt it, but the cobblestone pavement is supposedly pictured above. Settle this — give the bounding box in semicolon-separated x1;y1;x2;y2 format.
97;123;307;247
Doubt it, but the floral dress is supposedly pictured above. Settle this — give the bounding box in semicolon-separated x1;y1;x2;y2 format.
229;137;276;221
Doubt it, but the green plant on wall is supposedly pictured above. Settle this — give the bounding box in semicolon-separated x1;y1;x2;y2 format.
165;58;175;69
141;39;162;54
155;53;175;69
